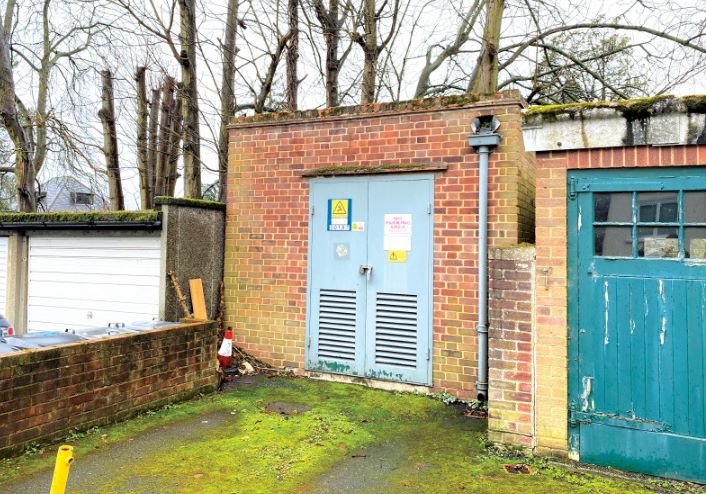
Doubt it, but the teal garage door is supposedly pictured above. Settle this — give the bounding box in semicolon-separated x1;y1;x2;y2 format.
306;174;433;385
569;168;706;482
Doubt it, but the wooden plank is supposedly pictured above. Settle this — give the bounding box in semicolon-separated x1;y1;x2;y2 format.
189;278;207;320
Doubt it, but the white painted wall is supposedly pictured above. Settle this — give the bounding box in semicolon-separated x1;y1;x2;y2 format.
27;235;161;332
0;237;8;316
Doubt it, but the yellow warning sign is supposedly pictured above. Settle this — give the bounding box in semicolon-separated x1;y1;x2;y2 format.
331;199;349;218
387;250;407;263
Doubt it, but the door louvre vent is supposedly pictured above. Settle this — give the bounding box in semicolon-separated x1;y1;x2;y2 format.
318;289;356;361
375;292;418;368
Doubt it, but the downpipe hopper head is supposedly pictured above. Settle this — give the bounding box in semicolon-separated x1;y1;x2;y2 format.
467;115;502;149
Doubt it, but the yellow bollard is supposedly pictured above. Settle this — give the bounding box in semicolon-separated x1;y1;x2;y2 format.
49;445;74;494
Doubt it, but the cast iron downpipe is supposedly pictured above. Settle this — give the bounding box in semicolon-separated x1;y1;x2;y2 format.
467;116;501;401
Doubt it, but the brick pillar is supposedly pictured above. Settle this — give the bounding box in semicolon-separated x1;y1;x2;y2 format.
487;246;535;448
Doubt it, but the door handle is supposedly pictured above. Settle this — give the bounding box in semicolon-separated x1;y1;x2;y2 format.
359;264;373;281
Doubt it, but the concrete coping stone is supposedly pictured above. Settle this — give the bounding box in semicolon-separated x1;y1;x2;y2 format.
490;245;536;261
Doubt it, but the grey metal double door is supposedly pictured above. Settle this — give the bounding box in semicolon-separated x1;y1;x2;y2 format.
306;174;433;385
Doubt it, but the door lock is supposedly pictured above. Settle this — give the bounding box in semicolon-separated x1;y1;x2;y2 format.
359;264;373;281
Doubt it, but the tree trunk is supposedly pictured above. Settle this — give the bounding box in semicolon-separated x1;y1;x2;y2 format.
468;0;505;95
0;18;35;212
360;0;377;104
155;76;175;198
98;70;124;211
147;87;161;207
166;85;184;197
286;0;299;112
135;66;150;209
315;0;340;107
218;0;239;203
179;0;202;198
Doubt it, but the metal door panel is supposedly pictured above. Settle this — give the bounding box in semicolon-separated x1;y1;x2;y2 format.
306;175;433;385
364;178;433;385
307;181;368;376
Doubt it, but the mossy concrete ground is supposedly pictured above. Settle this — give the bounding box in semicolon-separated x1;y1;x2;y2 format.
0;377;702;494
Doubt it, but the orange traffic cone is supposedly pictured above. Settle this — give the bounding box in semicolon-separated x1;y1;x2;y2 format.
218;328;234;368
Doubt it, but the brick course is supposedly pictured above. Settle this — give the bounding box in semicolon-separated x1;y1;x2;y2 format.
0;322;218;457
225;92;536;398
534;145;706;455
487;246;535;448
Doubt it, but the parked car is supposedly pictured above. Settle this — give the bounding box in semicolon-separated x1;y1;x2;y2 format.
0;314;14;337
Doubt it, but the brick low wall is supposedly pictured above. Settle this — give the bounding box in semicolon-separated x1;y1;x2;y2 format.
487;246;535;448
0;322;218;457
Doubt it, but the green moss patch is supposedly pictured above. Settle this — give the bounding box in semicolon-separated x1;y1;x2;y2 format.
154;196;226;211
0;378;699;494
0;210;159;224
524;94;706;121
302;163;448;178
229;92;528;126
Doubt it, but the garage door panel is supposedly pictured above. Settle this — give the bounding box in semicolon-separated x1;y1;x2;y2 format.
570;169;706;482
30;249;161;261
31;257;160;278
29;282;159;304
29;295;158;312
28;306;158;330
27;235;161;331
30;236;160;249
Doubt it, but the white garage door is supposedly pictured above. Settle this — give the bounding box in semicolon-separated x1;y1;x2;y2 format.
0;237;8;315
27;235;161;332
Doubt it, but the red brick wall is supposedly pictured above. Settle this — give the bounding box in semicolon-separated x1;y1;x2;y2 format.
487;246;535;448
534;145;706;454
0;322;218;457
225;93;536;398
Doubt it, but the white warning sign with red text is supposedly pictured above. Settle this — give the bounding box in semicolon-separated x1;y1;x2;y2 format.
383;214;412;251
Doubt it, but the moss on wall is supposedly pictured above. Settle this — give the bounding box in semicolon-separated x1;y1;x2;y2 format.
301;163;448;177
0;210;160;224
524;94;706;121
154;196;226;211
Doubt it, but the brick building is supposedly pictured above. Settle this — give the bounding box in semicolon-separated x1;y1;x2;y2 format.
225;91;706;482
225;91;535;399
526;96;706;481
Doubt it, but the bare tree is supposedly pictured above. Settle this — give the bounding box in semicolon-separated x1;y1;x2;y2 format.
353;0;401;104
218;0;240;203
0;0;35;211
147;87;161;205
98;69;124;210
308;0;358;107
414;0;484;98
179;0;201;198
468;0;504;94
135;66;150;209
287;0;300;111
165;85;183;197
0;0;109;211
155;76;176;198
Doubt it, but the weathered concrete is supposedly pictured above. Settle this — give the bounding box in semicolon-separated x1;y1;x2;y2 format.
157;199;225;321
523;95;706;152
5;232;28;334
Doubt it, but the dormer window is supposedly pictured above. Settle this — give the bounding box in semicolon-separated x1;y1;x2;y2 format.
71;192;93;205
